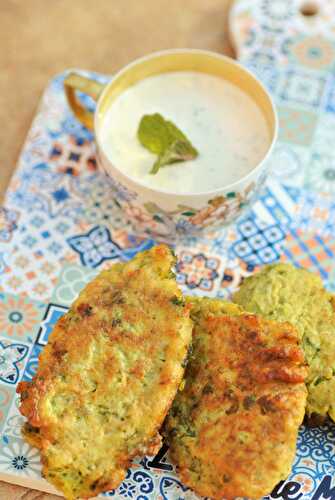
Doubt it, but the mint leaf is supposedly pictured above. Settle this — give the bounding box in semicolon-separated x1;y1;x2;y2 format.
150;140;198;174
137;113;198;175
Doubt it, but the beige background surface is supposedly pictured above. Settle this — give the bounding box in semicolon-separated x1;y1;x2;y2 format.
0;0;233;497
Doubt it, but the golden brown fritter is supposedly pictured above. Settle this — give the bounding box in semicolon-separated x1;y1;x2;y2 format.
165;298;307;500
17;245;193;500
233;263;335;422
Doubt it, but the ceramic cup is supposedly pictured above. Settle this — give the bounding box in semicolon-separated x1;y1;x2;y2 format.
64;49;278;239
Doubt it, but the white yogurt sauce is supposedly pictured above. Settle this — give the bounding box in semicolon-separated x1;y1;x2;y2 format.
99;71;271;194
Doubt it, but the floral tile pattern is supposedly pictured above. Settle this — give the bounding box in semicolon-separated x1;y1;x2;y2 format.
48;135;97;177
0;1;335;496
305;153;335;194
175;250;224;294
0;293;45;343
289;35;335;70
67;225;122;268
0;438;42;479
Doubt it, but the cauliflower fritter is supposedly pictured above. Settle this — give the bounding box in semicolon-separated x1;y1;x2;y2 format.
233;263;335;422
17;245;193;500
165;298;307;500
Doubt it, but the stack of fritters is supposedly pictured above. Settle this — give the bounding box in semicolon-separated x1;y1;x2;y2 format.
234;263;335;423
17;247;310;500
17;245;193;499
165;298;307;500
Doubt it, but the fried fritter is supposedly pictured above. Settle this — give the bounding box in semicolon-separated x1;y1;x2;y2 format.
233;263;335;422
165;298;307;500
17;245;193;500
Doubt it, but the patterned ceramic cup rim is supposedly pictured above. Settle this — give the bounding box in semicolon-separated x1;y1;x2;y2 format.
64;48;278;199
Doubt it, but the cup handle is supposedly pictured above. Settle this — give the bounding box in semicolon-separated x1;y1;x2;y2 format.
63;72;106;130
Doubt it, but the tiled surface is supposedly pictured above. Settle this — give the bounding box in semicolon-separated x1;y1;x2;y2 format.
0;0;335;497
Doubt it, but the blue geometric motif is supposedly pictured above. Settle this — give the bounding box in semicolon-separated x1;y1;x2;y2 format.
231;217;286;265
67;225;121;268
254;184;295;226
104;469;154;498
0;341;29;385
119;237;155;262
298;423;335;472
159;476;189;500
21;344;44;382
279;69;326;109
52;188;70;203
36;303;69;346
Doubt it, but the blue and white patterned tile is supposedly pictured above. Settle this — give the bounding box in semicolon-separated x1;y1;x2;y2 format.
2;393;26;440
0;436;42;479
230;215;286;266
21;344;44;384
269;143;310;188
81;174;132;230
246;60;280;93
260;0;295;25
0;338;30;387
18;302;68;385
34;303;68;347
278;68;327;110
51;263;99;306
159;476;196;500
106;469;156;499
252;180;297;227
67;224;156;268
67;225;123;268
304;152;335;195
6;165;91;222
